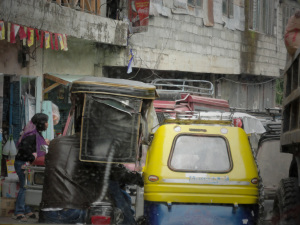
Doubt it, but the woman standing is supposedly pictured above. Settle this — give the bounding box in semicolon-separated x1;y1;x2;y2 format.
14;113;49;222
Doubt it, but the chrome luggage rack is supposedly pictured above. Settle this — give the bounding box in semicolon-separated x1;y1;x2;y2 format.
160;111;234;125
151;79;214;96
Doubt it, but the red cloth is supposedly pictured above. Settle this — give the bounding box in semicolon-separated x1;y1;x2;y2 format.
55;33;59;50
50;32;54;50
35;29;39;41
40;31;44;48
19;26;26;40
10;24;16;43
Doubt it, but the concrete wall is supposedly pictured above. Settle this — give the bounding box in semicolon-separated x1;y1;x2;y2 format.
0;37;107;77
0;0;128;46
105;0;288;78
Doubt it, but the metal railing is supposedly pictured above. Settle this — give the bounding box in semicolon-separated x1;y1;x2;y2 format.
151;79;214;96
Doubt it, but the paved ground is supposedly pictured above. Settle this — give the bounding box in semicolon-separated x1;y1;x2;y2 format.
0;199;274;225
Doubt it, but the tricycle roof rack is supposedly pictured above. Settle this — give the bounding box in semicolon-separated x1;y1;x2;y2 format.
71;77;158;99
151;79;214;97
161;111;233;125
159;111;266;135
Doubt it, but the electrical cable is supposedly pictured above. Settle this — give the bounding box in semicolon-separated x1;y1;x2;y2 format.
217;77;278;85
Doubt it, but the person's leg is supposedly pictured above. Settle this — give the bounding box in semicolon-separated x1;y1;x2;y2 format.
120;188;135;215
109;180;137;225
42;209;86;224
14;160;32;216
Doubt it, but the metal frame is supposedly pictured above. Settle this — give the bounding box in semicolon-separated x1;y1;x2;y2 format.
151;79;214;96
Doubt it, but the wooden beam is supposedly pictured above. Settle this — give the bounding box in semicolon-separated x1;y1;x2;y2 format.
85;0;92;12
80;0;84;11
44;74;70;86
56;0;62;5
43;83;61;94
63;0;70;7
97;0;101;15
91;0;95;13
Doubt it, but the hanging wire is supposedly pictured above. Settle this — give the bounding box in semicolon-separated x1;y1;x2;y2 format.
217;77;277;85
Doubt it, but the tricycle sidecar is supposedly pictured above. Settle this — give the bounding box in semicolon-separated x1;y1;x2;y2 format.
143;115;261;225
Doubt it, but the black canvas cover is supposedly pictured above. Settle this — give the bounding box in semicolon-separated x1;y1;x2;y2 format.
71;77;157;99
80;93;142;163
70;77;157;163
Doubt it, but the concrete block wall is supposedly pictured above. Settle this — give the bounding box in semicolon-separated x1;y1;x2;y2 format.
119;0;288;77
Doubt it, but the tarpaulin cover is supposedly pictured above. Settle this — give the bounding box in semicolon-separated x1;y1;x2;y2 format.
71;77;157;99
80;94;142;163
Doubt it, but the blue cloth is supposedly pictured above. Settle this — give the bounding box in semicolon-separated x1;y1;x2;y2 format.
108;180;136;225
14;160;32;215
42;209;86;224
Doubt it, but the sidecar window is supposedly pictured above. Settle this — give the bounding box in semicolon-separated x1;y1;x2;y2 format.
80;94;142;163
169;135;231;172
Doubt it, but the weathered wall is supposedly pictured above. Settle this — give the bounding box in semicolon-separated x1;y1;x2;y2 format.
0;0;128;46
105;0;287;77
43;38;103;76
0;41;43;77
0;37;106;77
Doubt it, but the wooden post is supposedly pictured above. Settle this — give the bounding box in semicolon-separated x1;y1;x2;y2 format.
97;0;101;15
84;0;92;12
91;0;95;13
80;0;84;11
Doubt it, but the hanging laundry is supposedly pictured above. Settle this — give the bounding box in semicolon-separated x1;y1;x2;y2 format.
127;49;134;74
45;31;50;49
40;31;44;48
10;23;20;43
7;22;10;42
0;21;5;40
54;33;59;50
62;34;68;51
35;29;39;41
57;34;64;50
27;28;34;47
50;32;54;50
19;26;26;40
23;27;27;46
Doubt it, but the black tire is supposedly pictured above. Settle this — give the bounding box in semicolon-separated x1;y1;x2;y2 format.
272;178;300;225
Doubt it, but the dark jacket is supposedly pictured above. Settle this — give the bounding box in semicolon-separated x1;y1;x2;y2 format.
40;134;142;209
15;135;36;163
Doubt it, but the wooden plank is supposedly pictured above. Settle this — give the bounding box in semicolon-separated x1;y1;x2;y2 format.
44;74;70;86
43;83;61;94
85;0;92;12
80;0;84;11
283;87;300;106
63;0;70;7
56;0;62;5
91;0;95;13
97;0;101;15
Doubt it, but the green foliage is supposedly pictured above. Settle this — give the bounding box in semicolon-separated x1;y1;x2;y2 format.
275;78;284;106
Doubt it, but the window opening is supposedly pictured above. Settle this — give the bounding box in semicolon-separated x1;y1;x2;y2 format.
188;0;203;8
222;0;234;18
169;135;231;172
249;0;275;35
